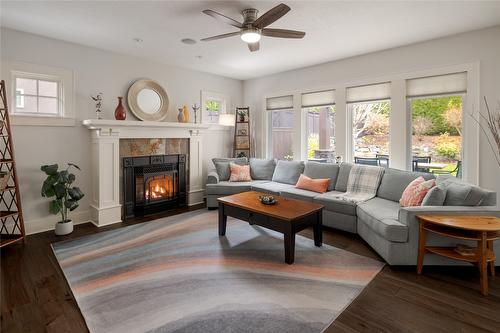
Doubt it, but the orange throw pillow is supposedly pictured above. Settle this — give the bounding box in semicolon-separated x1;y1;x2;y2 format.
295;174;330;193
229;162;251;182
399;176;436;207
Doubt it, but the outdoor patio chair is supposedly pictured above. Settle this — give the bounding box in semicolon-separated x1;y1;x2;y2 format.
432;160;462;178
354;157;379;166
376;154;390;168
412;155;431;172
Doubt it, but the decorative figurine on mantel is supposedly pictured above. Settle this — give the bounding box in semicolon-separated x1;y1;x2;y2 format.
91;92;103;119
192;103;200;124
177;107;185;122
114;96;126;120
182;105;190;123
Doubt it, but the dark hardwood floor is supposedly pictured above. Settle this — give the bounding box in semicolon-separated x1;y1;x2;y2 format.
1;205;499;333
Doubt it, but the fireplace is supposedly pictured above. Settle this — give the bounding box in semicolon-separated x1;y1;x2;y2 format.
123;154;187;218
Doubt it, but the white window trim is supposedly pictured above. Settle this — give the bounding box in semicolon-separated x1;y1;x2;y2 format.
260;62;479;184
200;90;231;130
15;88;24;108
1;61;75;126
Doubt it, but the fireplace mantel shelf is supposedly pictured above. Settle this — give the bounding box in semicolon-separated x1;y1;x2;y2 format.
83;119;210;130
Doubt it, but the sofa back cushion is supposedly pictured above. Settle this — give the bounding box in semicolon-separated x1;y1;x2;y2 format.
304;162;339;191
249;158;276;180
212;157;248;181
272;160;305;185
437;176;490;206
335;163;352;192
377;168;434;202
421;185;447;206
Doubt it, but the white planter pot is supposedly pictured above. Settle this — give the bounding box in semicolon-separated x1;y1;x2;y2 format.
55;220;73;236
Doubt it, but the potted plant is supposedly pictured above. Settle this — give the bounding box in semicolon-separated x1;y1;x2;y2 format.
41;163;84;235
237;109;246;122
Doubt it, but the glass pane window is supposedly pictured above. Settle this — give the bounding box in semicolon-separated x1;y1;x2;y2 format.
204;99;221;124
351;100;390;165
304;105;336;161
410;95;463;178
271;110;294;160
14;77;60;115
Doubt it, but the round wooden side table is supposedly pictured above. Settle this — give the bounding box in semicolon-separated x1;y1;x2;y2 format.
416;215;500;296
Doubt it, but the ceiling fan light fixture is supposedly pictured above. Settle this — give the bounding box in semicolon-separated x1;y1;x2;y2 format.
241;29;261;43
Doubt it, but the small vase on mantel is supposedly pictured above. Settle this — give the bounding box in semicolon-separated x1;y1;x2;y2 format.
114;97;126;120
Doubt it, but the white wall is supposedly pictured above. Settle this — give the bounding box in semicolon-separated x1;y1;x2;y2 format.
0;28;243;234
243;26;500;204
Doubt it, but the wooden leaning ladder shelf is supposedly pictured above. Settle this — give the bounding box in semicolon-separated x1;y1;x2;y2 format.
233;107;252;158
0;80;26;247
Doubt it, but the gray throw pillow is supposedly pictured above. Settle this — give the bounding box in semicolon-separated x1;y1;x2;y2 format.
249;158;276;180
421;186;447;206
272;160;305;185
335;163;353;192
212;157;247;181
304;162;340;191
437;176;487;206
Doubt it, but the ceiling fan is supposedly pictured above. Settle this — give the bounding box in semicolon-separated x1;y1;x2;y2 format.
201;3;305;52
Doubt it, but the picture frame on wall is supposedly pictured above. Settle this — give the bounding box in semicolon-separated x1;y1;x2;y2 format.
236;136;250;149
200;90;230;125
236;122;248;136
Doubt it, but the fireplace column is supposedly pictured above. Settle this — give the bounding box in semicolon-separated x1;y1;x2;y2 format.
89;128;121;226
188;129;204;206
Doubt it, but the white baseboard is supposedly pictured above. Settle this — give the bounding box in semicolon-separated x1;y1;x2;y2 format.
24;210;91;235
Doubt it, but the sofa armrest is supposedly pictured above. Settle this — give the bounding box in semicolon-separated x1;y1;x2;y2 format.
207;170;220;185
400;206;499;247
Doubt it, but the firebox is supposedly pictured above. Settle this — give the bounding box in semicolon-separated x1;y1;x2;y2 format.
123;154;186;218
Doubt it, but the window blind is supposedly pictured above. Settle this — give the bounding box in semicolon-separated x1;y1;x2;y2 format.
406;72;467;98
301;90;335;108
346;82;391;103
266;95;293;110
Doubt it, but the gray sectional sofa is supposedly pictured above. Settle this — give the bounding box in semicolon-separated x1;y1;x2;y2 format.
206;158;499;265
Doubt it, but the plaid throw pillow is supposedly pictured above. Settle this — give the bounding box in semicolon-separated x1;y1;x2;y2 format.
229;162;251;182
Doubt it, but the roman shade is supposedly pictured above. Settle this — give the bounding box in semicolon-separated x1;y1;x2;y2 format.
346;82;391;103
301;90;335;108
406;72;467;98
266;95;293;110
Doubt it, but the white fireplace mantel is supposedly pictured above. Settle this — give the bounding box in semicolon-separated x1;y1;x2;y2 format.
83;119;210;227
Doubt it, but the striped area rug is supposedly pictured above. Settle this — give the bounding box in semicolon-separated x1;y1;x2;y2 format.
52;209;383;333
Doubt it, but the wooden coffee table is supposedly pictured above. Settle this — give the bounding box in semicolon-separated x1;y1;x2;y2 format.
218;191;324;264
416;215;500;295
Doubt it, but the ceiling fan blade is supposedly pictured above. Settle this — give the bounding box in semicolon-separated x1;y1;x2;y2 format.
252;3;290;29
201;31;241;42
262;28;305;39
202;9;243;28
248;42;260;52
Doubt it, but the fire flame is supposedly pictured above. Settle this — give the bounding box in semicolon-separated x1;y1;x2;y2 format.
145;177;175;200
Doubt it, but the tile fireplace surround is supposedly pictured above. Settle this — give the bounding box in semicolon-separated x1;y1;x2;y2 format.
83;119;209;226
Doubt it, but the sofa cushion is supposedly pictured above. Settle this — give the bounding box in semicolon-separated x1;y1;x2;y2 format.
313;191;357;216
272;160;305;185
421;185;447;206
304;162;340;191
399;177;436;207
437;176;489;206
357;197;408;242
335;163;352;192
249;158;276;180
206;181;252;195
377;168;434;202
212;157;248;181
280;187;319;202
251;181;295;195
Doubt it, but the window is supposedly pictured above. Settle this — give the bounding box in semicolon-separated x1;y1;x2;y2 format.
347;83;391;165
302;90;336;162
201;91;229;125
267;95;294;160
407;72;466;177
13;76;60;116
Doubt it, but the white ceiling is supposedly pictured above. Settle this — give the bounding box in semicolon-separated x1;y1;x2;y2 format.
1;1;500;80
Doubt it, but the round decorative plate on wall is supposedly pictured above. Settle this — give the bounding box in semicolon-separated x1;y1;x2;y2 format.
127;79;169;121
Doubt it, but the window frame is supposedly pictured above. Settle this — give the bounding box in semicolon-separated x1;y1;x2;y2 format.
348;98;391;162
12;74;62;117
267;108;295;160
302;104;336;161
200;90;230;127
3;61;75;126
